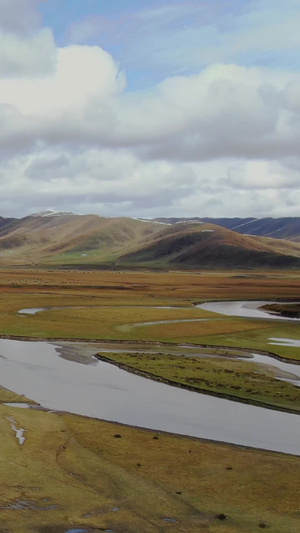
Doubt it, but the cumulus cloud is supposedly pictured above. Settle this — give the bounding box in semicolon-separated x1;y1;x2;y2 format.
0;0;56;78
0;45;125;115
1;50;300;218
0;0;299;219
3;54;299;160
0;29;57;77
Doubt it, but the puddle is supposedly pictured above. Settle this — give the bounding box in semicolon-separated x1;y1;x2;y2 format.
3;402;32;408
235;353;300;386
163;517;178;523
0;499;59;510
269;337;300;348
131;319;207;328
64;530;88;533
7;416;26;445
18;307;49;315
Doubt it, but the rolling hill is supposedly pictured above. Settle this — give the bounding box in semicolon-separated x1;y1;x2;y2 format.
119;221;300;269
152;217;300;241
0;212;300;269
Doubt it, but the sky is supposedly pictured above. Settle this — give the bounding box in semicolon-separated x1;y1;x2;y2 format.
0;0;300;219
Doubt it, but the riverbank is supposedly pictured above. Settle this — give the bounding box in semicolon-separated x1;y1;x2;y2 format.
0;337;299;455
1;333;300;413
262;302;300;318
95;351;300;415
1;396;300;533
0;268;299;531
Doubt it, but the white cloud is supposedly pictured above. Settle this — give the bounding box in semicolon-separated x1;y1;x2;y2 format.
1;50;300;219
0;147;198;216
0;45;125;114
228;161;300;190
0;0;55;78
0;29;57;77
0;0;299;219
98;64;300;164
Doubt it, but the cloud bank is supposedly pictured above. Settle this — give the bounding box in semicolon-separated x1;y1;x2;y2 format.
0;0;300;218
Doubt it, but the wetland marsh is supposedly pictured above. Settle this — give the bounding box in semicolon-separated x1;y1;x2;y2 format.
1;267;300;532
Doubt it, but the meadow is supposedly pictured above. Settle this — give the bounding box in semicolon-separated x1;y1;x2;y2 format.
0;267;300;532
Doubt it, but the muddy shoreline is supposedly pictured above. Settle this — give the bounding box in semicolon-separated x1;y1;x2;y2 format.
261;303;300;319
0;333;299;364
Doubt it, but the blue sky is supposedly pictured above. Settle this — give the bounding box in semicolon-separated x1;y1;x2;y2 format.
0;0;299;218
38;0;300;89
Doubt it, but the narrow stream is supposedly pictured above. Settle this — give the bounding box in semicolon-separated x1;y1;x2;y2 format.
197;300;300;321
243;352;300;386
0;338;299;455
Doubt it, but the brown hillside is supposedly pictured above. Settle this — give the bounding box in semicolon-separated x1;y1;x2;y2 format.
0;214;163;265
119;222;300;269
0;214;299;269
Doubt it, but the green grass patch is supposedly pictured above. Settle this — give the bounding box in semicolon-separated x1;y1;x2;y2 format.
98;351;300;412
191;322;300;361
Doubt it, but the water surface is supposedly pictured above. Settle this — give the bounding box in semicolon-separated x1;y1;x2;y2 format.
0;338;299;455
197;300;300;321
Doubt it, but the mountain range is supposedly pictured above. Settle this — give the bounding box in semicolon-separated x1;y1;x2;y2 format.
152;217;300;241
0;211;300;269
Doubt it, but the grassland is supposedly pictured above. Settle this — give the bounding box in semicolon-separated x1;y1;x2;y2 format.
1;386;300;533
0;267;300;531
0;268;300;358
97;351;300;412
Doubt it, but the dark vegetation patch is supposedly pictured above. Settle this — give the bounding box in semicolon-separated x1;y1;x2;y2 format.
263;302;300;318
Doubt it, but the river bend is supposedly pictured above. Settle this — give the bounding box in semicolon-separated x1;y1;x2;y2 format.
0;338;299;456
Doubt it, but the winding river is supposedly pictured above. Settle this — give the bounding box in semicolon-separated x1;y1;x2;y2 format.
1;301;298;456
197;300;300;321
0;336;299;455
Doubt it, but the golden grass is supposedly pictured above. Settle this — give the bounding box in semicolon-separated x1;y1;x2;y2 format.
0;268;299;346
0;268;299;531
0;403;299;533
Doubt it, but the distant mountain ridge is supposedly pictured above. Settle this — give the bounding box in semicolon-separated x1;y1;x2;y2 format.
152;217;300;242
0;212;299;269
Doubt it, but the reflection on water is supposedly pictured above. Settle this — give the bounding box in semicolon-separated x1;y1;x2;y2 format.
130;319;207;327
0;338;299;455
238;353;300;386
197;300;300;321
4;402;32;408
269;337;300;348
18;308;47;315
